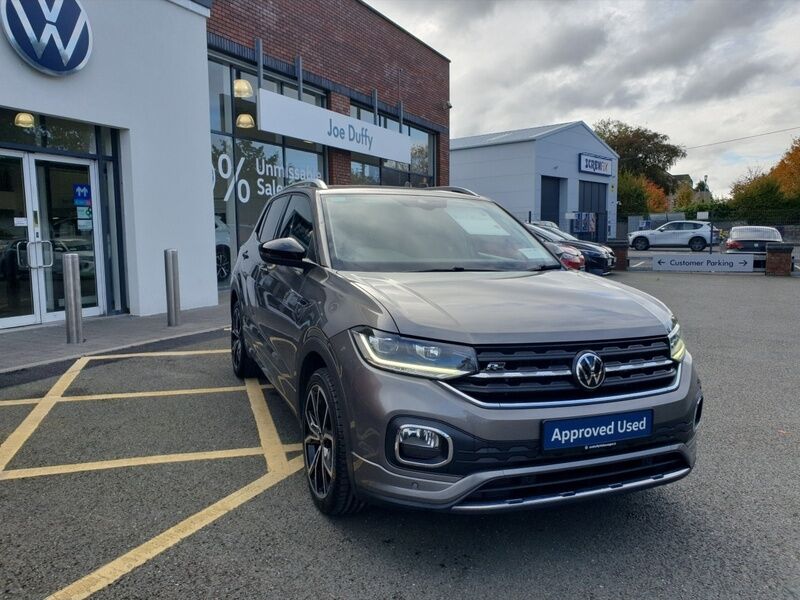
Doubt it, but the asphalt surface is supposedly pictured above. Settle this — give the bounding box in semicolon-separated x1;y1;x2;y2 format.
1;272;799;599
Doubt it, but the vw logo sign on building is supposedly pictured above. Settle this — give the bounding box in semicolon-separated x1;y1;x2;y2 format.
573;351;606;390
1;0;92;76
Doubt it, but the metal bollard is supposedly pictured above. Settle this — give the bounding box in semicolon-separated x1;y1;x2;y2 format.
164;248;181;326
64;253;83;344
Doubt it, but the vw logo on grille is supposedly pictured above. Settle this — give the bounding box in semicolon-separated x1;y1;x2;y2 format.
573;351;605;390
2;0;93;76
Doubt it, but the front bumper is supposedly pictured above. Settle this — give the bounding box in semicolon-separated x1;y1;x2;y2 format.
332;332;701;512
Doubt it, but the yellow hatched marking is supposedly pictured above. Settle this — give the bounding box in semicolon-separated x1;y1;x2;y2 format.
0;447;263;481
0;398;41;407
48;456;304;600
90;349;228;359
283;443;302;453
62;386;246;402
0;357;88;471
245;378;289;471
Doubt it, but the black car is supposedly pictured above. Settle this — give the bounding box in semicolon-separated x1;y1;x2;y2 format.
527;224;615;275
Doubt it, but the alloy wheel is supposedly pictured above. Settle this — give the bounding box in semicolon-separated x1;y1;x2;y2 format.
231;304;243;371
304;383;335;499
217;249;231;281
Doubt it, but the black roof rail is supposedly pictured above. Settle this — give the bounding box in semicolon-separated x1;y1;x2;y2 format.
284;179;328;190
429;186;480;196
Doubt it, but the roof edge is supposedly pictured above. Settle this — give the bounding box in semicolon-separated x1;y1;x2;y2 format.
356;0;450;63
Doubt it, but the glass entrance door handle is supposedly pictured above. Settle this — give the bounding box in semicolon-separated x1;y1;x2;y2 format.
14;240;31;269
40;240;54;268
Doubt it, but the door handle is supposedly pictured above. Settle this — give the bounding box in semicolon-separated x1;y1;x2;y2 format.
14;240;29;268
242;250;249;259
40;240;54;268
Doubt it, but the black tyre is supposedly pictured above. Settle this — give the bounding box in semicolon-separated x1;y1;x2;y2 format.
689;237;707;252
231;299;260;379
303;368;364;516
632;237;649;251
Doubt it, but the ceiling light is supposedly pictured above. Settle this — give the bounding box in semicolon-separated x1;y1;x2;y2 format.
233;78;254;99
236;113;255;129
14;112;35;128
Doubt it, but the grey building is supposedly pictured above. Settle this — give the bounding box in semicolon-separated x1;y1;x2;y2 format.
451;121;619;241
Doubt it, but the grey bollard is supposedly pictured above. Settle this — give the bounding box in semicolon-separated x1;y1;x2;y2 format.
64;253;83;344
164;248;181;326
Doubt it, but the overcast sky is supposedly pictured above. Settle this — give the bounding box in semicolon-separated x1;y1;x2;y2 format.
367;0;800;197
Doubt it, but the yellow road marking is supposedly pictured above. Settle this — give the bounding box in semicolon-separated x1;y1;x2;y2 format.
90;349;228;359
0;398;40;407
62;386;246;402
245;378;289;471
0;357;88;471
48;455;304;600
0;447;263;481
283;443;302;453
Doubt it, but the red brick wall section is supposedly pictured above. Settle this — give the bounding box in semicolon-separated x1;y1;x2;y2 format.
208;0;450;184
327;92;352;185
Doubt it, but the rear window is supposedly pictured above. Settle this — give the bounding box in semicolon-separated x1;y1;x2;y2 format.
729;227;781;241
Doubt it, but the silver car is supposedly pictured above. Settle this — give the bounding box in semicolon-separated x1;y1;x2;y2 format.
230;182;703;515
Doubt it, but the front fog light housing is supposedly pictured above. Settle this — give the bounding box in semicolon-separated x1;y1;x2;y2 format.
669;322;686;362
395;425;452;468
352;327;477;380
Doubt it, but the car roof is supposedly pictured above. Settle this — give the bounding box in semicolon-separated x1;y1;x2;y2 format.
316;185;490;200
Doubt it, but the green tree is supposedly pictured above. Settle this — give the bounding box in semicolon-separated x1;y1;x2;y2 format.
617;171;648;218
675;183;694;209
594;119;686;192
729;174;794;225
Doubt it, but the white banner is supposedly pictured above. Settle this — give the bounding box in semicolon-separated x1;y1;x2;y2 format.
652;253;755;272
258;90;413;163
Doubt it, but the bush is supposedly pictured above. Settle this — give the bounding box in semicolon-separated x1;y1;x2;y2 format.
617;171;648;218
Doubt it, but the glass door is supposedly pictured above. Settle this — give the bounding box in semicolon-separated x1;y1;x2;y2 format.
0;151;39;328
29;156;104;323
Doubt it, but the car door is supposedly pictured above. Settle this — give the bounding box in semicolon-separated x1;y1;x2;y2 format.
245;193;290;374
672;222;696;247
651;222;680;247
252;192;319;402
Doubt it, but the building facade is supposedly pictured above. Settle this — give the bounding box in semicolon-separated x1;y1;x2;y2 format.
450;122;618;242
0;0;450;330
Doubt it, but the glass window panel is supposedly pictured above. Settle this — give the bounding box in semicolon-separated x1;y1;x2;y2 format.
258;194;289;242
0;107;42;146
302;91;323;106
350;106;359;119
234;138;284;245
409;127;430;175
211;134;236;285
384;117;399;132
40;115;95;153
351;161;380;185
358;109;374;124
285;148;324;184
208;61;232;133
410;173;432;188
282;83;299;99
100;127;113;156
277;194;317;262
380;167;410;187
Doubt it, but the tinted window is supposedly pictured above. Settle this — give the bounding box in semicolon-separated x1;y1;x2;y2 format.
258;195;289;242
277;194;317;261
660;223;680;231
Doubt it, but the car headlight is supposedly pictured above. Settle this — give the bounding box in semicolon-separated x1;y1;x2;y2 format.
668;320;686;362
352;327;478;380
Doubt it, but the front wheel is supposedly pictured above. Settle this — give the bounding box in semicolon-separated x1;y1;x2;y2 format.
303;368;364;516
689;237;707;252
632;237;650;251
231;300;260;379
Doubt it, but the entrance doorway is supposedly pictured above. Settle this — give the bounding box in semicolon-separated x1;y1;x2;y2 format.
540;176;562;224
0;151;104;328
577;180;608;242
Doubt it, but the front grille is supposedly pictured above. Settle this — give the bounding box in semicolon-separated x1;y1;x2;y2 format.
450;336;677;405
460;452;689;505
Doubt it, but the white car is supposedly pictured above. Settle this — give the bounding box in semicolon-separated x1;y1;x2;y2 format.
628;220;719;252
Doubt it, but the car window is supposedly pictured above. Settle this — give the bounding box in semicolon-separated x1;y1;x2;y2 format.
258;195;290;242
659;223;679;231
277;194;317;262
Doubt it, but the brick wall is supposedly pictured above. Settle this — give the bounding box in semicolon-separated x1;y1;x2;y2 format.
208;0;450;185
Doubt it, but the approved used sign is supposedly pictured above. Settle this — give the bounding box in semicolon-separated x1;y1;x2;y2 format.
652;253;755;272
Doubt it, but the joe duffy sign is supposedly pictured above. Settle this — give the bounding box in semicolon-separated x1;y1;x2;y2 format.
579;153;613;176
258;89;412;163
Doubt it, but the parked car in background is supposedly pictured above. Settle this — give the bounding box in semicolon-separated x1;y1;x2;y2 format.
528;224;615;275
530;220;560;230
725;226;791;269
628;220;719;252
524;224;585;271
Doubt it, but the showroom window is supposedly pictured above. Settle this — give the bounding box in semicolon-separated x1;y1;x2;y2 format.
208;58;326;288
349;104;436;187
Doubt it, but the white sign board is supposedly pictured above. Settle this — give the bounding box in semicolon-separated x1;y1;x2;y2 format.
258;90;413;163
696;211;709;219
579;153;613;176
652;253;755;272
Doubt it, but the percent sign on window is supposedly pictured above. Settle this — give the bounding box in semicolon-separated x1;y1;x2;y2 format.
215;153;250;203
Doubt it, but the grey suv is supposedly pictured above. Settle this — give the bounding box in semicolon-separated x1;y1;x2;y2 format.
230;182;703;515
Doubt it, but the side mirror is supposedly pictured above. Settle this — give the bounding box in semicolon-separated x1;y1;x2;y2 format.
259;237;307;267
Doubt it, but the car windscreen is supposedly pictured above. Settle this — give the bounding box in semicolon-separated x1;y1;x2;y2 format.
321;194;560;272
729;227;781;241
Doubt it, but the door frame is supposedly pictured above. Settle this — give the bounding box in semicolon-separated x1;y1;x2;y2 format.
0;149;40;329
28;153;106;324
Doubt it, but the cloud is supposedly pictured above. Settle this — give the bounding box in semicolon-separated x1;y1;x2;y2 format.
366;0;800;196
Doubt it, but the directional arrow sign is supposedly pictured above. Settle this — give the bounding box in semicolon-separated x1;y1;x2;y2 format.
652;253;756;273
